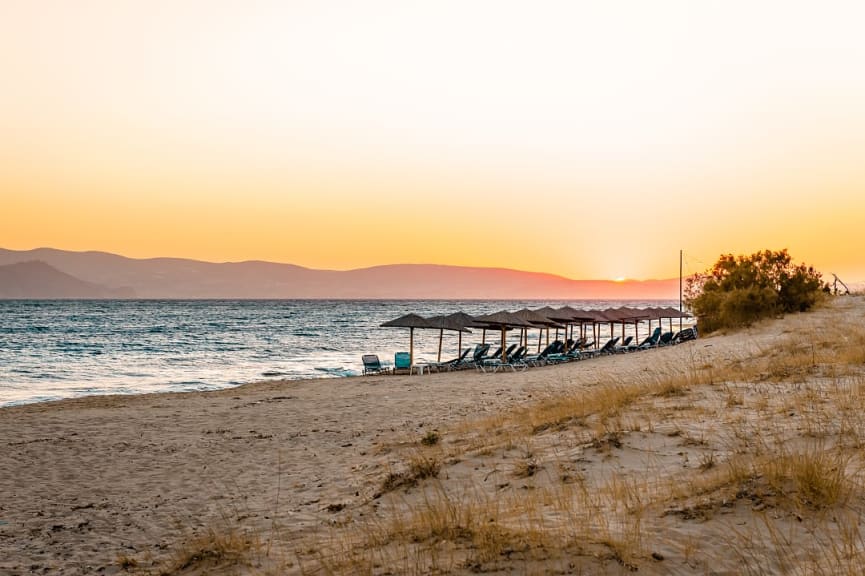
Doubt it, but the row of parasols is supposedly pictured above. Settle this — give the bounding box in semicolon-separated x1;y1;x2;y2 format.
381;306;691;366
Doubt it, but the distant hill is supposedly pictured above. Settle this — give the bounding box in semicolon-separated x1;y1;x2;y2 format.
0;260;136;299
0;248;680;299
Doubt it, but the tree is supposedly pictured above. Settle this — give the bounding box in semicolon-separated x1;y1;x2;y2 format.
685;249;827;333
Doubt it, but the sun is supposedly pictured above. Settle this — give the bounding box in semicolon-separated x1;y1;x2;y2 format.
613;276;626;283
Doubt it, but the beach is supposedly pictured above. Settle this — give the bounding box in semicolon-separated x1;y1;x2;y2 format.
2;296;864;575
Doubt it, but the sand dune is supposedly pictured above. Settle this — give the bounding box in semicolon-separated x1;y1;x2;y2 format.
2;296;864;574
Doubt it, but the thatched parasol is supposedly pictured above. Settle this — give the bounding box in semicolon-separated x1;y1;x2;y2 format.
427;314;474;362
531;306;566;351
472;310;534;362
380;313;436;367
660;306;691;332
512;308;563;348
609;306;651;341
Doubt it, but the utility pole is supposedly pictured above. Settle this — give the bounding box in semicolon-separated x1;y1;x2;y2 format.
679;250;683;331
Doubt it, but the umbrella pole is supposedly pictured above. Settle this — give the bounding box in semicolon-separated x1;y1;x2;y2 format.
437;329;443;362
482;329;486;345
458;331;462;357
501;328;507;362
410;327;414;368
538;328;543;352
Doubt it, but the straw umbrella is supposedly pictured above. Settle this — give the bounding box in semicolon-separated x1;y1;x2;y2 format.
447;312;488;356
513;308;563;349
610;306;651;342
532;306;563;351
554;306;599;350
660;306;690;333
380;313;436;368
427;313;474;362
472;310;534;363
580;308;616;348
640;307;665;339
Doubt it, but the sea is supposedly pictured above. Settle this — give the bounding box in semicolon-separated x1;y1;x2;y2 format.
0;299;683;407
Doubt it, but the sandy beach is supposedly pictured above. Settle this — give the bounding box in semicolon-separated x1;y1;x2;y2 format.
3;296;865;575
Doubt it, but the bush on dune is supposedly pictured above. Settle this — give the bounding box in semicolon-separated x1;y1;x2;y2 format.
687;249;827;334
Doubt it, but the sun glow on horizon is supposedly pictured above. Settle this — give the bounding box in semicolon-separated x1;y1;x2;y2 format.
3;0;865;282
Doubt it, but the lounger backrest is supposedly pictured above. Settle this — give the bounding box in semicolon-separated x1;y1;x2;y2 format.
509;346;526;361
639;327;662;347
362;354;381;368
473;343;490;361
394;352;411;369
600;337;620;352
539;343;555;357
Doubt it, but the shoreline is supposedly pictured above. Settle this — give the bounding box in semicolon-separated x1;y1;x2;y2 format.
3;296;864;574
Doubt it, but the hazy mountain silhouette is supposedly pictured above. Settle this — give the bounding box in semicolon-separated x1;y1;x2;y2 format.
0;260;136;299
0;248;680;299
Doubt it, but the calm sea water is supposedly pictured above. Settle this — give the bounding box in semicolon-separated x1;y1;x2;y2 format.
0;299;682;407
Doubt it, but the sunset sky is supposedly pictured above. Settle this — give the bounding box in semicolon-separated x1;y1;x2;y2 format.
3;1;864;282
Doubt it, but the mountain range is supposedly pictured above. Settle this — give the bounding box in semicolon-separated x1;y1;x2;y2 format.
0;248;680;300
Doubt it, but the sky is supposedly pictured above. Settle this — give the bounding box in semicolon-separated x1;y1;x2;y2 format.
2;0;864;283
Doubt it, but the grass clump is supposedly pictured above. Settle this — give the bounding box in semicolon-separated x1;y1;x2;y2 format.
420;430;440;446
380;452;441;493
762;446;853;510
161;526;260;574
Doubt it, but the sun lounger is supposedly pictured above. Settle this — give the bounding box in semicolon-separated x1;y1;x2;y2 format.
479;345;529;372
429;347;472;372
393;351;411;374
676;327;697;342
584;337;620;358
362;354;391;375
523;341;561;366
634;327;662;350
614;336;634;353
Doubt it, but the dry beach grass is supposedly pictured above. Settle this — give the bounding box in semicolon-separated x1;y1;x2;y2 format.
2;296;865;574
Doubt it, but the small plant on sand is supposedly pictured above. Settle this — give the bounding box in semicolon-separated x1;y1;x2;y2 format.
116;554;138;571
514;454;540;478
380;453;442;493
420;430;440;446
698;452;716;471
409;453;441;480
162;525;260;573
762;446;853;509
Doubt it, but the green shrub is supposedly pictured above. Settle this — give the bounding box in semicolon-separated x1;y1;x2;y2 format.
421;430;440;446
686;249;826;333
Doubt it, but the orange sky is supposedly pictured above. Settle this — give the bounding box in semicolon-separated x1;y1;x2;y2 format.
3;1;864;282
